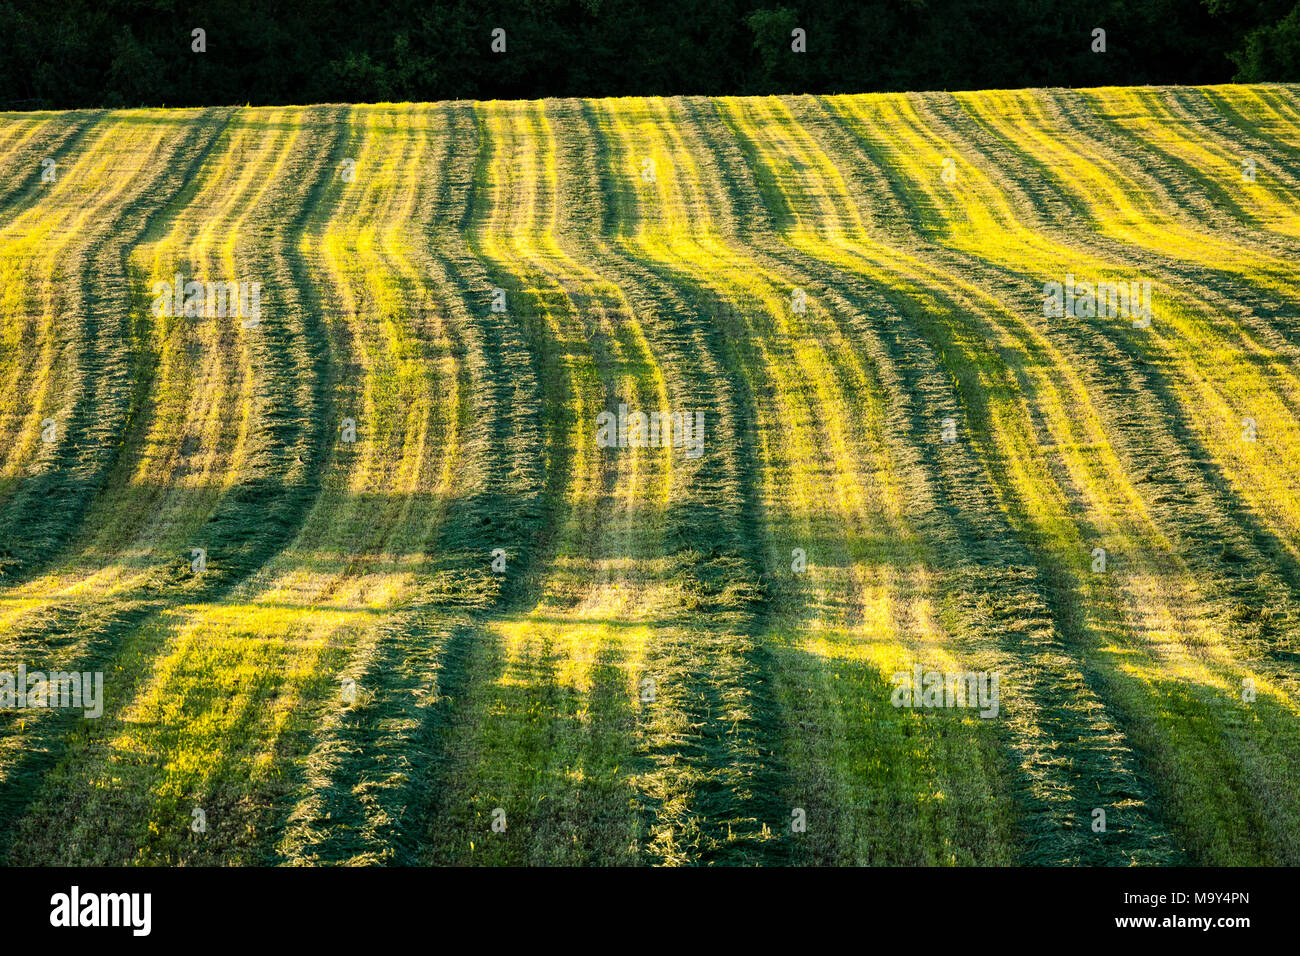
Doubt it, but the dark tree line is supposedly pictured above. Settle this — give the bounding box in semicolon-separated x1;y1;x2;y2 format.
0;0;1296;110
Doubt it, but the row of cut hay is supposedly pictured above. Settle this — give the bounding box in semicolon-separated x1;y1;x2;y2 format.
824;89;1300;862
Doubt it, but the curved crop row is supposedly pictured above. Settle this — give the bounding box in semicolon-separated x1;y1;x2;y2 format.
1;85;1298;865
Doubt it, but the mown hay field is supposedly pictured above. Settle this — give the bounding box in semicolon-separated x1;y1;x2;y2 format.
2;85;1299;866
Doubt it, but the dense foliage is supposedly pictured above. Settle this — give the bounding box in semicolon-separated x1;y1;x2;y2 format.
0;0;1296;109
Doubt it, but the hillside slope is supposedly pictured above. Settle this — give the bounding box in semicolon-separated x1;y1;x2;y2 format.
2;85;1299;865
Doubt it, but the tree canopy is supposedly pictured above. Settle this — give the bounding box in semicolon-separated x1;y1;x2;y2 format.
0;0;1296;110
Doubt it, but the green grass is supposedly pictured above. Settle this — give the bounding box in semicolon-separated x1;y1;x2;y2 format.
2;86;1300;865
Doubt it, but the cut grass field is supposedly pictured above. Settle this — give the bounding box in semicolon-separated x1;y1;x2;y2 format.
1;84;1299;865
